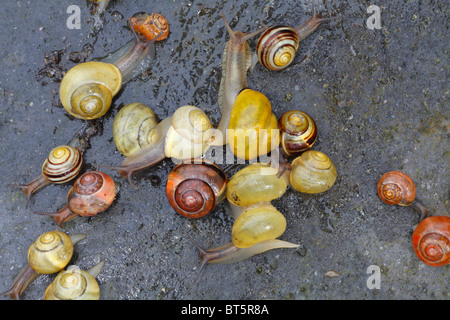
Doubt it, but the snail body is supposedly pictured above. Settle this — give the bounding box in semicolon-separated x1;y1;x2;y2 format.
412;216;449;267
229;202;287;248
279;110;317;156
98;12;169;83
227;89;279;160
104;106;213;187
44;261;105;300
60;61;122;120
166;160;227;218
211;14;268;146
34;171;116;227
289;150;337;193
377;171;430;221
11;145;83;208
254;2;331;71
113;103;158;157
1;231;87;300
226;163;289;207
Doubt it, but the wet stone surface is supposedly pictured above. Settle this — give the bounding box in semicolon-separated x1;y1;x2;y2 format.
0;0;448;300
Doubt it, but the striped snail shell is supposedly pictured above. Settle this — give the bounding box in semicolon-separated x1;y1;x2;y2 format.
43;145;83;183
166;160;227;218
279;110;317;156
256;26;299;71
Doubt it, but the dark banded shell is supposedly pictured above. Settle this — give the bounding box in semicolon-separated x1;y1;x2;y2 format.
377;171;416;206
67;171;116;216
42;146;83;183
279;110;317;156
256;26;299;71
166;160;227;218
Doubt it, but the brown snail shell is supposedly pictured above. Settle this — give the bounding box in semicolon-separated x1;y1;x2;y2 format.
166;160;227;218
412;216;450;267
377;171;416;206
279;110;317;156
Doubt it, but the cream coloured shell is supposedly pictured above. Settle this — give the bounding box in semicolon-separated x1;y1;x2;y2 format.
113;103;158;157
42;145;83;183
164;105;213;159
289;150;337;193
59;61;122;120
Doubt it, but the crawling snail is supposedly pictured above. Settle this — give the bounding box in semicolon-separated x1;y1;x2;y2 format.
166;160;227;218
226;162;289;207
34;171;116;227
189;235;299;281
1;231;86;300
227;89;279;160
377;171;430;221
412;216;449;267
228;201;287;248
98;12;169;83
10;145;83;208
253;1;332;71
113;103;159;157
279;110;317;156
103;105;214;187
289;150;337;194
210;13;268;145
44;261;105;300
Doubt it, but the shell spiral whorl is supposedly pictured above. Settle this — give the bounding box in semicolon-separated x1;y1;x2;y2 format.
43;146;82;183
377;171;416;206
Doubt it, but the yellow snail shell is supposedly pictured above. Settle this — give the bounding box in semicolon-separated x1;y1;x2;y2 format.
290;150;337;193
59;61;122;120
113;103;158;157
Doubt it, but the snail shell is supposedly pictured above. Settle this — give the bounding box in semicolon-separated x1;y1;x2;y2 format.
130;12;170;42
113;103;158;157
289;150;337;193
412;216;450;267
227;89;279;160
230;202;287;248
42;145;83;183
44;261;104;300
256;26;299;71
377;171;416;206
279;110;317;156
166;160;227;218
59;61;122;120
28;231;75;274
226;163;289;207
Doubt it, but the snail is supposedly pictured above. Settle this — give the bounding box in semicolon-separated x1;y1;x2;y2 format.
59;61;122;120
103;105;214;187
44;261;105;300
98;12;169;83
34;171;116;227
89;0;110;15
189;235;299;281
253;1;332;71
166;160;227;218
377;171;430;221
113;103;159;157
228;201;287;248
289;150;337;194
1;230;87;300
412;216;449;267
10;145;83;208
210;13;268;146
227;89;279;160
226;162;289;207
279;110;317;156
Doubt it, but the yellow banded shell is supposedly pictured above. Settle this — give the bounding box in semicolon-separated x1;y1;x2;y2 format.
42;145;83;183
290;150;337;193
28;231;74;274
232;202;287;248
227;163;289;207
280;110;317;156
113;103;158;157
60;61;122;120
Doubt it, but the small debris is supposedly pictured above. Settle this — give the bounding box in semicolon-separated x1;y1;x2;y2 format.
325;270;340;278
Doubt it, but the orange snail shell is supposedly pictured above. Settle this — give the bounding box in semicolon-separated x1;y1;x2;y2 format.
130;12;169;42
166;161;227;219
377;171;416;206
279;110;317;156
412;216;450;267
68;171;116;216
